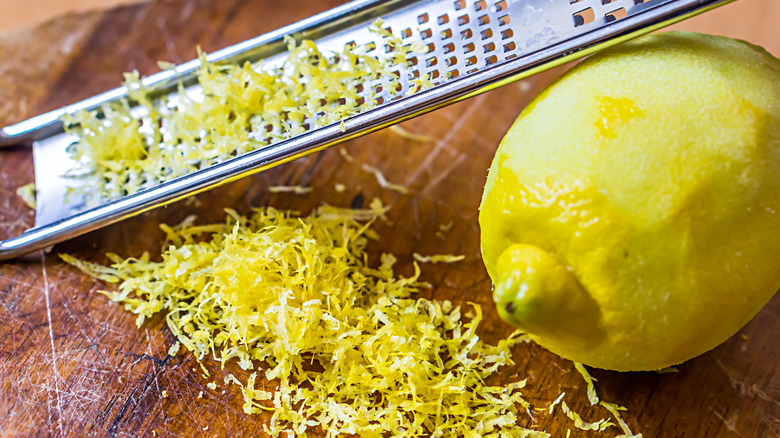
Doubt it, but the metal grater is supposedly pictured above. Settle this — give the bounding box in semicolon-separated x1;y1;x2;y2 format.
0;0;731;259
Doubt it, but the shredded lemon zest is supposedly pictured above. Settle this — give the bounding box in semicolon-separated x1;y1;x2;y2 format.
561;401;614;432
168;341;181;357
413;253;466;264
368;197;390;220
338;148;354;162
547;392;565;415
62;20;428;205
157;60;177;71
268;185;313;195
184;196;203;208
656;366;679;374
62;205;547;437
60;254;122;283
16;183;36;209
436;220;454;239
600;401;641;437
361;163;409;194
574;362;599;405
389;125;432;143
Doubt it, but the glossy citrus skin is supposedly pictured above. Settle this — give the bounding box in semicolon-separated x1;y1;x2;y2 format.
480;32;780;371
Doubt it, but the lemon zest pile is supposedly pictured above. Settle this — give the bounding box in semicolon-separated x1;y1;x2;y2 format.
62;20;427;205
412;253;466;264
61;204;556;437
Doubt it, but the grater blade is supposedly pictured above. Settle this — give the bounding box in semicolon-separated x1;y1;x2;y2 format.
0;0;732;259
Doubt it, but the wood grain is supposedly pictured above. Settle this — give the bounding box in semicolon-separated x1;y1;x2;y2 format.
0;0;778;437
0;0;147;34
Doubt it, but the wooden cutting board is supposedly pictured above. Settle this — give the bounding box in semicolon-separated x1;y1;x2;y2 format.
1;1;778;436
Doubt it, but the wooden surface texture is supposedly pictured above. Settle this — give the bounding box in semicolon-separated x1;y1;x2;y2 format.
0;0;778;436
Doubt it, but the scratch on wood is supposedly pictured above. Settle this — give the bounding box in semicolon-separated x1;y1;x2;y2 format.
402;94;489;187
155;17;181;64
59;285;126;387
714;409;745;438
420;153;467;196
122;351;166;367
42;250;64;435
220;368;233;435
146;329;165;398
106;355;171;436
164;366;205;431
146;328;170;433
0;274;34;289
715;358;779;406
178;2;195;24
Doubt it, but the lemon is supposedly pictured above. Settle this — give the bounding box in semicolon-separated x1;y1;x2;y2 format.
480;32;780;371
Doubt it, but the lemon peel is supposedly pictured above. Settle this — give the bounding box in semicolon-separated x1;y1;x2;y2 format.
480;31;780;371
62;204;550;437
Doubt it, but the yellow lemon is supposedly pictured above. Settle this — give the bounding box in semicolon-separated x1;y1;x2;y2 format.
480;32;780;371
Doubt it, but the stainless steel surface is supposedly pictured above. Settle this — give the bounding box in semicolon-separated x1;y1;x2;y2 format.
0;0;391;146
0;0;731;259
